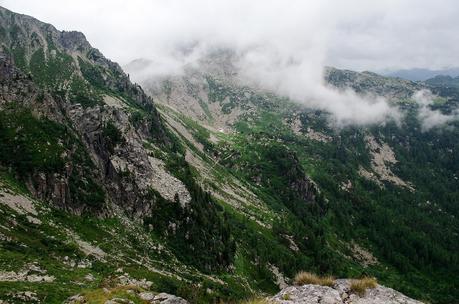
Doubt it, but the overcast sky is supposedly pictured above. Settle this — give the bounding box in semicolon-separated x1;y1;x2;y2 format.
2;0;459;72
3;0;459;126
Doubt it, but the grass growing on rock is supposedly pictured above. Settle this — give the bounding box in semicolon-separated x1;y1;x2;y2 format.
350;277;378;296
80;285;147;304
293;271;335;287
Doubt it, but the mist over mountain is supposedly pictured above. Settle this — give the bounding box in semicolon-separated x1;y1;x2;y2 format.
125;54;459;130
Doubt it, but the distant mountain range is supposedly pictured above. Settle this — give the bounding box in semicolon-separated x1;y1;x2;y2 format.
382;67;459;81
425;74;459;88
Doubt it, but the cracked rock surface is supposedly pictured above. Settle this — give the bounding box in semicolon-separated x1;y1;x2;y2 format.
271;279;423;304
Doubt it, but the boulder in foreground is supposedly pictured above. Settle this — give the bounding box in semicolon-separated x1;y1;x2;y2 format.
270;279;423;304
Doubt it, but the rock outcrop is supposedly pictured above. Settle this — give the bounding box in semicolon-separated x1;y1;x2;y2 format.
0;5;178;216
139;292;189;304
271;280;423;304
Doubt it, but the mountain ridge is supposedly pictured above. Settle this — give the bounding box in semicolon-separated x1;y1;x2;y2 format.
383;67;459;81
0;6;458;304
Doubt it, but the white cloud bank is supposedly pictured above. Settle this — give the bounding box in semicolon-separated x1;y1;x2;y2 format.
413;90;459;130
235;47;402;126
3;0;459;71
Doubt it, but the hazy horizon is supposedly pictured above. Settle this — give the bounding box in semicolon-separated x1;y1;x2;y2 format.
2;0;459;72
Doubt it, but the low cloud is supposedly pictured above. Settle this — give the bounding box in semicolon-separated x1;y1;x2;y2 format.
234;47;401;126
126;44;402;126
413;90;459;130
4;0;459;71
3;0;459;126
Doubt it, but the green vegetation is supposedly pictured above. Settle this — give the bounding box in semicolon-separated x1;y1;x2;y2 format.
2;67;456;303
102;121;125;154
129;110;145;128
69;172;106;209
0;106;105;210
0;107;67;176
178;113;214;151
0;7;458;304
80;286;150;304
143;137;236;273
69;77;103;108
10;46;28;72
29;48;75;88
78;57;106;90
201;80;459;303
206;76;251;113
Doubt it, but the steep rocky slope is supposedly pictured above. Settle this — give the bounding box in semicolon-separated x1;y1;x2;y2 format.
0;5;180;216
0;6;237;303
127;53;459;304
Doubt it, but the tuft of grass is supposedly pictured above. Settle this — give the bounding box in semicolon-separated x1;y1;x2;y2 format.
349;277;377;297
294;271;335;287
281;293;291;300
81;285;146;303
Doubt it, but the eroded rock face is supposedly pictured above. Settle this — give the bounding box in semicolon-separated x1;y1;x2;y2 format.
64;291;189;304
360;135;414;191
149;293;189;304
0;6;181;216
282;150;318;204
271;280;423;304
0;263;55;283
272;285;342;304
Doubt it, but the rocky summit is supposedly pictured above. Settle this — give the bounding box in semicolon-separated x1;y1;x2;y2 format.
0;4;458;304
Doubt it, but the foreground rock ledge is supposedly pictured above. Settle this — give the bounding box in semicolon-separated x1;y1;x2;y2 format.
271;279;423;304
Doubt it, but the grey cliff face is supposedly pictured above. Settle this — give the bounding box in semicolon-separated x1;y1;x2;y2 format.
0;6;175;215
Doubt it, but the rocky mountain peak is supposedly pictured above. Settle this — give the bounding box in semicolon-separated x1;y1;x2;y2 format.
58;30;92;52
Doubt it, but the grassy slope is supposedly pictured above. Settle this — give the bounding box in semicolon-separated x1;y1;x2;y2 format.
167;76;459;303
